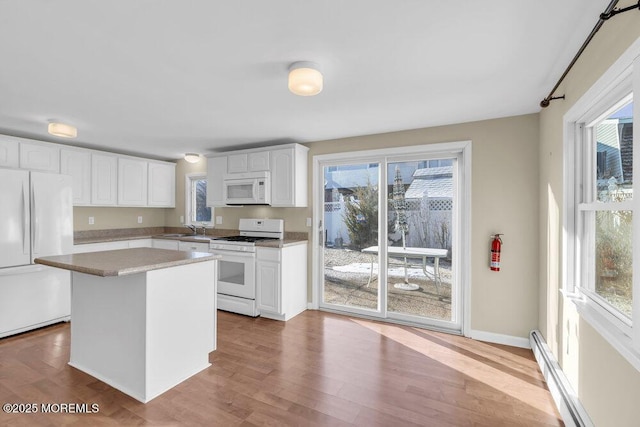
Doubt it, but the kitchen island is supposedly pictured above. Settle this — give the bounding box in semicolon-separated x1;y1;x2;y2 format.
35;247;218;403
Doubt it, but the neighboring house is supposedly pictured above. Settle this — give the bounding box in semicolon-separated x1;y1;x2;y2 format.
402;166;453;249
596;117;633;200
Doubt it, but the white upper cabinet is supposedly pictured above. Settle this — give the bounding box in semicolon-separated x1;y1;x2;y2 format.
227;153;248;173
270;145;308;207
91;153;118;206
0;133;176;208
209;144;308;207
207;155;227;207
148;161;175;207
227;151;270;173
118;157;148;206
248;151;270;171
60;148;91;206
0;135;19;168
19;141;60;172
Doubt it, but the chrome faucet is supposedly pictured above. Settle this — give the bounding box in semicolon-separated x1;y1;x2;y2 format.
199;225;208;236
185;224;197;235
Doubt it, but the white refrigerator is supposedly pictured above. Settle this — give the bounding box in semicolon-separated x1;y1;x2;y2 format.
0;168;74;338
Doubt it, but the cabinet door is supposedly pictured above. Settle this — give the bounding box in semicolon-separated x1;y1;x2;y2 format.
248;151;270;171
206;156;227;207
60;149;91;205
270;148;294;206
91;154;117;205
0;136;19;168
118;158;148;206
152;239;180;250
148;162;175;207
73;241;129;254
227;153;248;173
19;141;60;172
257;260;281;314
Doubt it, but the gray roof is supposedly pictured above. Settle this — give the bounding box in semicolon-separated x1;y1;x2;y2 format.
405;166;453;199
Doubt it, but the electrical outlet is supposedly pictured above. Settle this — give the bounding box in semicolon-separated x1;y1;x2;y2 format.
216;216;223;225
88;217;95;225
179;215;184;224
137;216;143;224
306;217;312;227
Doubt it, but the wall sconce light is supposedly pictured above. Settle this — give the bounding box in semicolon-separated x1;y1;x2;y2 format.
48;122;77;138
288;61;323;96
184;153;201;163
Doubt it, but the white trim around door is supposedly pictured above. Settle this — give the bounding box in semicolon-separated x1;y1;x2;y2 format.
311;140;472;336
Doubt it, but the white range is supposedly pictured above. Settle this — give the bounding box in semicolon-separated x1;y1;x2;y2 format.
209;218;283;317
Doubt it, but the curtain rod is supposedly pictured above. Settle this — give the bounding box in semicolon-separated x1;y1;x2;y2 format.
540;0;640;108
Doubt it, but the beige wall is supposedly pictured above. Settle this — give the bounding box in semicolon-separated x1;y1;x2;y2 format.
74;206;166;231
538;3;640;425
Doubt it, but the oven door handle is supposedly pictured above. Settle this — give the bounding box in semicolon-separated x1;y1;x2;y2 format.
210;249;256;258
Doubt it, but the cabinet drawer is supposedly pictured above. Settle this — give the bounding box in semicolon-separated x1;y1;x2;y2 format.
178;241;210;252
257;247;280;262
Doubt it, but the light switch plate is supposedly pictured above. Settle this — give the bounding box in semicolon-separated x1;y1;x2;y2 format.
306;217;312;227
216;216;223;225
88;216;95;225
137;216;143;224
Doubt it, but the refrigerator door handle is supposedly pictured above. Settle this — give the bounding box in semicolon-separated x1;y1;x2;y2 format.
22;182;29;255
31;183;37;255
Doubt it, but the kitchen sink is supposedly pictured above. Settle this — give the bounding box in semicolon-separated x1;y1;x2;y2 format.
161;233;191;237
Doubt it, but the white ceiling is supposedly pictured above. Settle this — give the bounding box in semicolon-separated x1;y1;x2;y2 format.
0;1;608;161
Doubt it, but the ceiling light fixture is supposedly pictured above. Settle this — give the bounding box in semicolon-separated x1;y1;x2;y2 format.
184;153;201;163
288;61;323;96
48;122;77;138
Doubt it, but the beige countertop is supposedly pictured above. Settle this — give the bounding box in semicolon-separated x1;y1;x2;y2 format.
74;233;308;248
35;248;219;277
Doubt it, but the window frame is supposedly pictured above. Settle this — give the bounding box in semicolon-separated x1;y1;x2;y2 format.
563;37;640;371
184;172;212;226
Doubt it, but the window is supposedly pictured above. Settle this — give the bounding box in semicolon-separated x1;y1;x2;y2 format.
565;40;640;369
185;173;212;225
580;98;634;323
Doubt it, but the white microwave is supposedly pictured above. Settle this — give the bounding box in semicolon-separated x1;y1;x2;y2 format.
223;171;271;205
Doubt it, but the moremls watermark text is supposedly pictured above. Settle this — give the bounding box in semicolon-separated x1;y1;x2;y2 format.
3;402;100;414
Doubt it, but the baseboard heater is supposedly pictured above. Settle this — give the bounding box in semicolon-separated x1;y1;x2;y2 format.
529;330;594;427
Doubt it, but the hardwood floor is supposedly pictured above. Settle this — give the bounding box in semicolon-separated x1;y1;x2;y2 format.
0;310;562;426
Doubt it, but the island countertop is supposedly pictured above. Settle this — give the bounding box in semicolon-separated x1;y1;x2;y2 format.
35;247;220;277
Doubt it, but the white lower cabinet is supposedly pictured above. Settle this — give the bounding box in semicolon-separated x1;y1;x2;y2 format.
152;239;180;250
178;241;210;252
74;239;153;253
256;243;307;321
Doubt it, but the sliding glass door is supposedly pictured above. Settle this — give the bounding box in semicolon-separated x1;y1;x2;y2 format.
316;145;466;332
322;162;381;314
385;159;457;326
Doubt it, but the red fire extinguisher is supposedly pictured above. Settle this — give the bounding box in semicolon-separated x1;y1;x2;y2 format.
490;234;503;271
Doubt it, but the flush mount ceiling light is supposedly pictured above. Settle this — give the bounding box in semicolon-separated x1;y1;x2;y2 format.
184;153;201;163
48;122;77;138
288;61;323;96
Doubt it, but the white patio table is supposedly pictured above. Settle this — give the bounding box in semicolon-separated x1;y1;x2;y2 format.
361;246;448;294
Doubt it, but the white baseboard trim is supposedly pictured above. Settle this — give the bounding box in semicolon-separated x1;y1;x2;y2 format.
530;330;593;427
469;329;530;348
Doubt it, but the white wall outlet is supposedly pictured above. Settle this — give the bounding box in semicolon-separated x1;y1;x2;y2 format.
306;217;312;227
216;216;223;225
137;216;143;224
88;216;95;225
179;215;184;224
